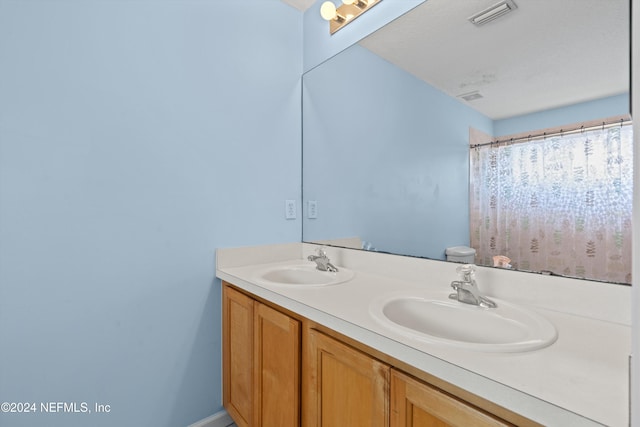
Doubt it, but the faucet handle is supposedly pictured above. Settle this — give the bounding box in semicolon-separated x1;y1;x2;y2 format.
316;246;328;257
456;264;475;274
455;264;475;281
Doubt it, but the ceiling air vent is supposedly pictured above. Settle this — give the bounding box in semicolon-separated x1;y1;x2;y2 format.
458;91;483;102
468;0;517;26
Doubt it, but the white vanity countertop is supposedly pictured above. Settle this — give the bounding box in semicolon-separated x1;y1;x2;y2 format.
216;243;631;427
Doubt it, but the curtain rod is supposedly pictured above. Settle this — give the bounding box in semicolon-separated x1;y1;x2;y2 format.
470;117;632;149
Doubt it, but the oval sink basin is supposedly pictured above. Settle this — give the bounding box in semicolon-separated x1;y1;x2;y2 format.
253;263;355;287
370;294;557;352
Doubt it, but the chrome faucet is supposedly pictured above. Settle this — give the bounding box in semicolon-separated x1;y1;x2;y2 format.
449;264;497;308
307;247;338;272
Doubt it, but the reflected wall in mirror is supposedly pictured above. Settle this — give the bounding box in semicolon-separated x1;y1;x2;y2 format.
302;0;630;283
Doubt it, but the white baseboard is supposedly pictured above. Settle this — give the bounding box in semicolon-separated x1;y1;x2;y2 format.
187;409;234;427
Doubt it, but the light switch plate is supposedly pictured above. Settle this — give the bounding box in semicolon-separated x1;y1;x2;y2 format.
285;200;296;219
308;200;318;219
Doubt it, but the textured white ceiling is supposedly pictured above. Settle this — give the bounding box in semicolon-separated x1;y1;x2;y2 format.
360;0;629;119
288;0;629;120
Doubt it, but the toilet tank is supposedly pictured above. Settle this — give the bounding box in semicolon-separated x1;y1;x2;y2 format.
445;246;476;263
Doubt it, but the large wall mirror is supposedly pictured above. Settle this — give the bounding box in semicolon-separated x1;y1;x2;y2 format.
302;0;630;283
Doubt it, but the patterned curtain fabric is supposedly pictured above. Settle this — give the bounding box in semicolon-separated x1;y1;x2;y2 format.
470;124;633;284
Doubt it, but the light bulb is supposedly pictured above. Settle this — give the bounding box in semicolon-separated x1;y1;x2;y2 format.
320;1;337;20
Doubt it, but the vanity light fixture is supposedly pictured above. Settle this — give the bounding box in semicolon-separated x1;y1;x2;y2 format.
468;0;517;26
320;0;382;35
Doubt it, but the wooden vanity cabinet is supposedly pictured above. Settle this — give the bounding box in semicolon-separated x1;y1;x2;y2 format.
222;281;533;427
303;329;389;427
223;283;300;427
390;370;512;427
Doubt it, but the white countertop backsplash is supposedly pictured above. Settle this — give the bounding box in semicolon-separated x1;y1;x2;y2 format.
216;242;631;427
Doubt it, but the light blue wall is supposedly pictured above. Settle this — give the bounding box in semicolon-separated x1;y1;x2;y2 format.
303;45;492;259
0;1;301;426
494;94;630;136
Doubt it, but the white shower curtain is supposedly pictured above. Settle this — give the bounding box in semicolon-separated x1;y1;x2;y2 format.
470;124;633;284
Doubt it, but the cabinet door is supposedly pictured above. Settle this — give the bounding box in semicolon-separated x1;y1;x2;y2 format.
254;302;300;426
304;329;389;427
223;284;254;427
390;370;511;427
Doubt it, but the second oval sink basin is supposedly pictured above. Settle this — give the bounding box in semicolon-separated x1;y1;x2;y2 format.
370;294;557;352
253;263;354;287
